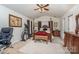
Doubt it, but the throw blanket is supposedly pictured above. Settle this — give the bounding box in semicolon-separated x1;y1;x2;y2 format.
35;31;49;36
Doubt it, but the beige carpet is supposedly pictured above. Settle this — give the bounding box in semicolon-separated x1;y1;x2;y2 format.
19;37;70;54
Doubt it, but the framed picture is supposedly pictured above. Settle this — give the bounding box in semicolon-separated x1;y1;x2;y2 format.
9;14;22;27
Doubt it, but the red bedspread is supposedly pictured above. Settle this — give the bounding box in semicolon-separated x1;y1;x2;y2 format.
35;31;49;36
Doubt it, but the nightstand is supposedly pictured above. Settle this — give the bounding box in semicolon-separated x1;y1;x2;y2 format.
53;30;60;37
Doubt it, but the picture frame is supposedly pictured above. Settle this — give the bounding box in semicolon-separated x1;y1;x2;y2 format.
9;14;22;27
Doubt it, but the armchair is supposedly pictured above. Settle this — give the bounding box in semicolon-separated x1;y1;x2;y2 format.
0;27;13;47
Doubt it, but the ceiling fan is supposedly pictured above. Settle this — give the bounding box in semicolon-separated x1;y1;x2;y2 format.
34;4;49;13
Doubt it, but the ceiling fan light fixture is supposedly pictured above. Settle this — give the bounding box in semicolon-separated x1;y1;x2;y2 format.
34;4;49;13
38;8;46;13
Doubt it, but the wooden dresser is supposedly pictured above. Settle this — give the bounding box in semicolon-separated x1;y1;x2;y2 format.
53;30;60;37
64;32;79;54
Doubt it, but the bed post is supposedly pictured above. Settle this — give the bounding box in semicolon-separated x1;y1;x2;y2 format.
50;18;53;42
33;18;35;40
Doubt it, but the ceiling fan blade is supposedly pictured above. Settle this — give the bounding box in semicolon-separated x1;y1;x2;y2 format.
44;8;49;11
34;8;40;10
37;4;49;8
43;4;49;7
37;4;42;8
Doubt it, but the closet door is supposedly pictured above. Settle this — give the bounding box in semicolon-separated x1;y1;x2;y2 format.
68;14;74;32
27;20;32;37
27;20;30;38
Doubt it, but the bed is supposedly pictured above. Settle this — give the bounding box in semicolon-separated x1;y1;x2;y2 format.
33;28;52;43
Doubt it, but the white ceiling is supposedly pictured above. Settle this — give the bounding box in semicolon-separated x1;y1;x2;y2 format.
3;4;75;18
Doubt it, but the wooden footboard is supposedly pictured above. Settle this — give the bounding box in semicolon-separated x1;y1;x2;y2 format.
35;35;48;40
33;31;52;43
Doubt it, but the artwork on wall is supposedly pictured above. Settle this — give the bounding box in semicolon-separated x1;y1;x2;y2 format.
9;14;22;27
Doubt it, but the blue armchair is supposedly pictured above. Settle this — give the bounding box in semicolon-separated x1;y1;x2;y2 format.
0;27;13;47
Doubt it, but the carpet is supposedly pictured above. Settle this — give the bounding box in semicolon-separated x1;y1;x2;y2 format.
19;37;70;54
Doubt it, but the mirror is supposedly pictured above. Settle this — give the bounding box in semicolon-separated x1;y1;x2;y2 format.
75;14;79;34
